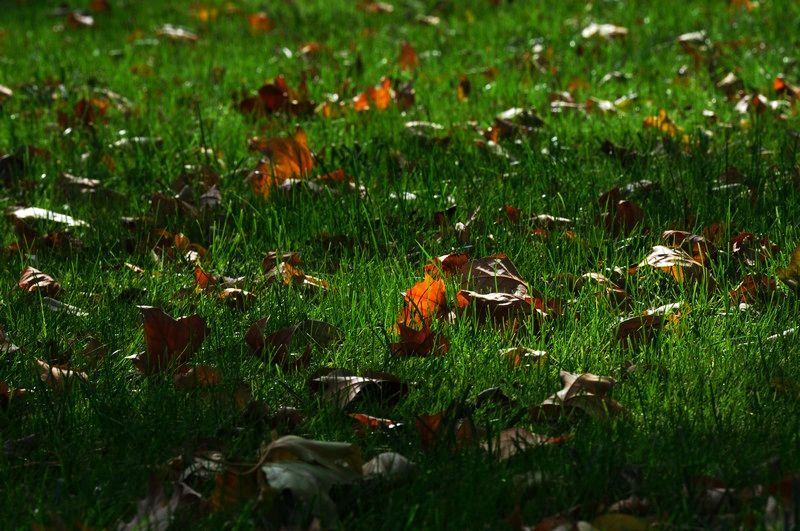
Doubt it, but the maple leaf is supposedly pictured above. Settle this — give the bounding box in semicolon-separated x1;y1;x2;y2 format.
397;274;447;328
129;307;210;375
246;128;314;197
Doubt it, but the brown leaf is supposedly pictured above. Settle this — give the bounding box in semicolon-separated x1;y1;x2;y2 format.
482;427;563;460
120;476;201;530
18;267;62;297
731;232;779;267
530;370;624;421
581;22;628;39
730;274;778;304
130;307;209;375
217;288;255;310
245;319;341;369
173;365;221;391
499;346;548;370
777;244;800;292
640;245;712;286
415;409;477;451
309;369;407;410
663;230;718;265
35;359;87;391
156;24;198;42
247;12;274;32
617;302;682;348
246;128;314;197
460;253;531;296
456;290;541;329
399;41;418;71
350;413;402;433
391;322;449;357
66;12;95;29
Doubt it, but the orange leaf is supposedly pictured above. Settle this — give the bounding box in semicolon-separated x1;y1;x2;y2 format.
246;128;314;197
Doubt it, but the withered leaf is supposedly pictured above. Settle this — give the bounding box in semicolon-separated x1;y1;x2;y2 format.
777;244;800;292
581;22;628;39
530;370;624;421
617;302;682;348
309;369;407;410
730;274;778;304
7;206;88;227
18;267;62;297
119;476;201;531
130;307;209;375
246;128;313;197
640;245;712;286
245;319;341;369
399;41;418;71
482;427;563;460
499;346;548;370
156;24;198;42
35;359;87;391
362;452;415;479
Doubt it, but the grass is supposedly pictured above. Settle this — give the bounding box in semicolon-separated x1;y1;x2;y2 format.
2;0;800;528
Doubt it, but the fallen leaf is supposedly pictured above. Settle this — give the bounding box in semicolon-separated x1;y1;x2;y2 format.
730;274;778;304
482;427;562;460
530;370;624;421
640;245;712;286
119;476;201;531
156;24;198;43
7;206;89;227
66;12;95;29
362;452;415;479
246;128;314;197
499;346;548;369
35;359;87;391
397;274;447;328
18;267;62;297
399;41;418;71
617;302;682;348
173;365;221;391
247;12;274;32
246;319;341;369
258;436;363;525
130;307;209;375
777;244;800;292
582;22;628;39
309;369;407;410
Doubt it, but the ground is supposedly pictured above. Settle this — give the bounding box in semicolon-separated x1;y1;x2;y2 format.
1;0;800;529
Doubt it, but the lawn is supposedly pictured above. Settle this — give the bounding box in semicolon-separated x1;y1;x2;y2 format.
2;0;800;529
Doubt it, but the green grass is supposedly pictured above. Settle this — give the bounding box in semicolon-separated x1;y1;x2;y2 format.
2;0;800;529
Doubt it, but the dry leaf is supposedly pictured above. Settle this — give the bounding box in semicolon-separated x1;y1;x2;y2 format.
309;369;407;410
582;22;628;39
777;244;800;292
246;128;314;197
129;307;209;375
18;267;62;297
